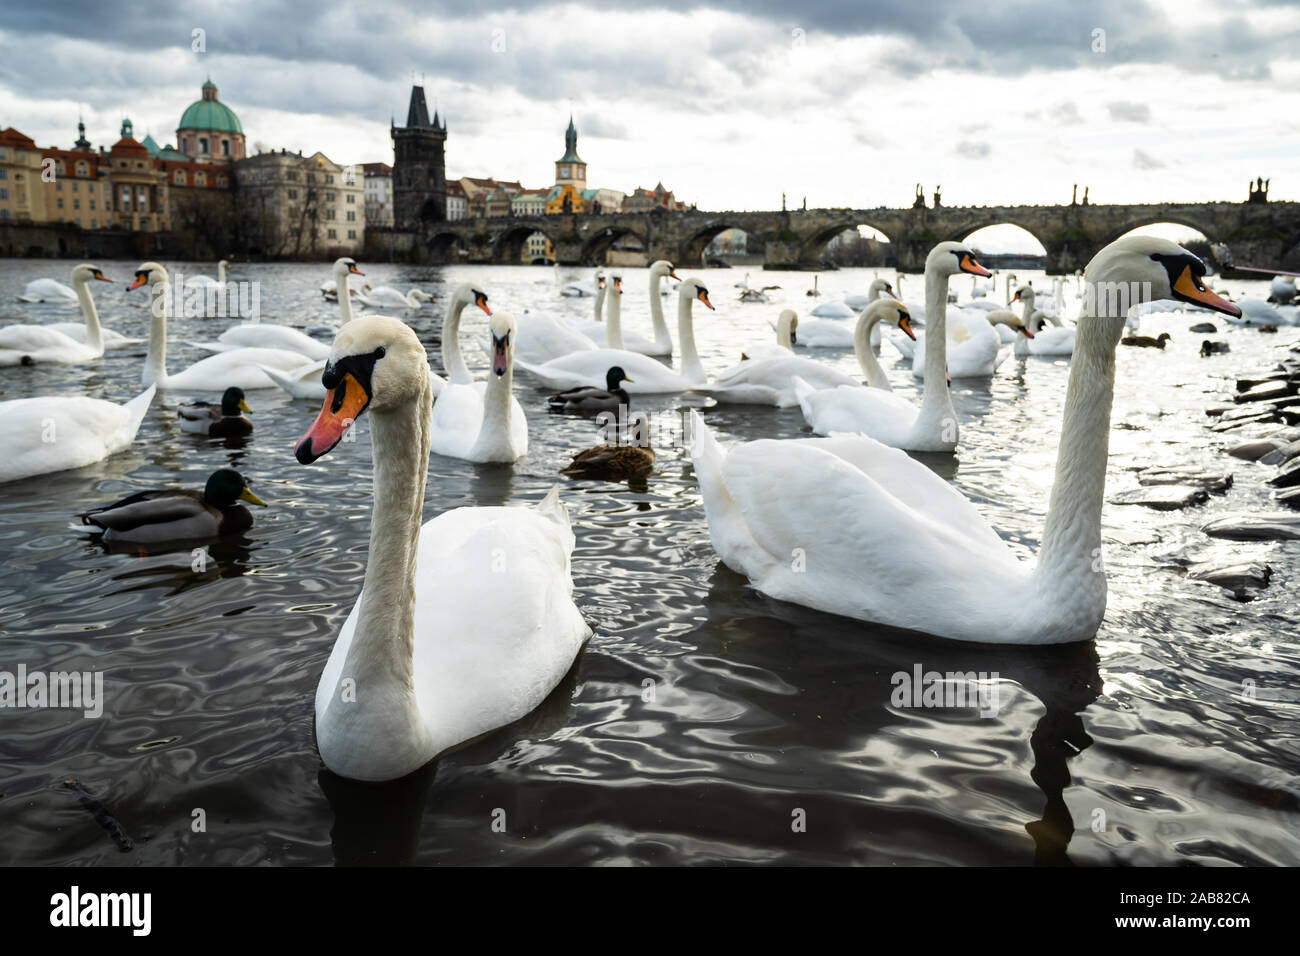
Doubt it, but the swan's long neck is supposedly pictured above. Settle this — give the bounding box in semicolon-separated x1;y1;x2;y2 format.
915;267;957;438
474;355;516;455
74;277;104;355
339;368;433;744
217;261;227;285
649;270;671;349
678;291;706;384
777;315;794;350
442;296;473;385
854;313;891;390
1033;303;1120;602
337;270;356;325
605;289;624;349
143;281;170;386
593;282;606;323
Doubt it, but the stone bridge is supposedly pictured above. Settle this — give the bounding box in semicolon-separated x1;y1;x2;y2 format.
369;200;1300;274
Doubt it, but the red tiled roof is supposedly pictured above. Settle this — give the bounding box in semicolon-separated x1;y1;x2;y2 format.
110;137;151;158
0;127;37;149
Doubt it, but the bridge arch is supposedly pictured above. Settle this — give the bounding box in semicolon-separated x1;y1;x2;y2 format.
492;221;553;264
426;231;466;263
583;225;650;265
678;221;757;267
800;221;897;268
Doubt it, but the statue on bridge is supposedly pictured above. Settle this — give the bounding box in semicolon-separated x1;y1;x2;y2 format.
933;185;942;207
913;183;926;209
1082;186;1089;205
1248;177;1270;203
1072;184;1078;205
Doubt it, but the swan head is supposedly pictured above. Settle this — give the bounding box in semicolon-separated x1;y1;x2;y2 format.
488;312;517;376
605;365;633;389
776;309;799;344
128;261;168;291
679;277;715;310
334;257;365;280
205;469;266;508
869;277;897;299
988;308;1033;338
452;283;492;315
610;274;623;294
295;316;427;463
865;298;915;340
411;289;435;303
218;259;230;270
1085;236;1241;320
594;269;606;289
72;263;112;286
926;241;991;278
651;259;681;280
1010;285;1036;306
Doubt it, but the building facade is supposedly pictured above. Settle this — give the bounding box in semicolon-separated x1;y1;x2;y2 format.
234;149;364;257
0;127;51;223
445;180;468;220
391;85;446;226
362;162;393;227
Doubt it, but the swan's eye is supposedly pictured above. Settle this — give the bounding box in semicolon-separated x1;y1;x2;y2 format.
373;347;386;359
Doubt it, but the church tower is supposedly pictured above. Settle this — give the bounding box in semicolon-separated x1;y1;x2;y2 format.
554;115;586;191
391;85;447;226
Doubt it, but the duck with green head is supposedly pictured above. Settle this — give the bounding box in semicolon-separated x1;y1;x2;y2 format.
178;387;253;437
79;468;266;544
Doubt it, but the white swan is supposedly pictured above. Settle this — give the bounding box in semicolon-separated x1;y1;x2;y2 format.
129;262;318;390
357;287;434;310
701;298;913;407
808;300;856;319
0;264;110;366
0;385;155;483
599;274;662;354
430;310;528;462
259;258;371;399
691;236;1243;644
643;259;680;355
893;307;1026;379
41;265;142;351
293;315;589;781
16;277;79;304
184;259;229;288
742;309;799;361
1011;286;1075;356
517;278;715;394
801;278;897;348
818;241;987;450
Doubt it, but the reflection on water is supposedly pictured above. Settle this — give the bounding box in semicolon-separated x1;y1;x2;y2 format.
0;258;1297;866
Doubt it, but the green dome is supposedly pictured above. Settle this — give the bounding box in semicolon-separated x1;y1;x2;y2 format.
178;98;243;134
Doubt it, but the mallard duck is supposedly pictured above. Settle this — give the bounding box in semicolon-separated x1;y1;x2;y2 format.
1200;340;1230;356
547;366;633;413
79;468;266;544
178;387;253;437
1121;332;1171;348
561;442;655;480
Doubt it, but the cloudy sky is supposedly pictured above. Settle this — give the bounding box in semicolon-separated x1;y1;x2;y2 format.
2;0;1296;251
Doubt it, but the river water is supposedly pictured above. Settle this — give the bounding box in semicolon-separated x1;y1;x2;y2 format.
0;257;1296;866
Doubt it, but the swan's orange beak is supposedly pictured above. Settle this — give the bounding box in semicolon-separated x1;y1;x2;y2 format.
1173;266;1242;317
127;273;148;291
960;254;991;277
669;268;681;280
698;290;715;310
1020;326;1035;339
899;315;916;340
475;292;492;316
295;374;368;464
1010;291;1021;303
349;264;365;276
92;270;112;282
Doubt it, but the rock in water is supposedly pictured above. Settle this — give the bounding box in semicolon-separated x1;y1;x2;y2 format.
1260;439;1300;467
1228;438;1291;461
1189;322;1217;333
1269;457;1300;488
1235;381;1296;404
1278;486;1300;509
1113;485;1209;510
1202;513;1300;540
1138;467;1232;494
1189;563;1273;601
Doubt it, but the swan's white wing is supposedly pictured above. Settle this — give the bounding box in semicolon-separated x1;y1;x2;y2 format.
0;387;153;483
165;347;316;390
217;325;331;360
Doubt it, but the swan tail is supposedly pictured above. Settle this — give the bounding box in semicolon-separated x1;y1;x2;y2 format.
122;385;157;441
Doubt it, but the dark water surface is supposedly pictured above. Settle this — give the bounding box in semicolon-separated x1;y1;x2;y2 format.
1;259;1297;866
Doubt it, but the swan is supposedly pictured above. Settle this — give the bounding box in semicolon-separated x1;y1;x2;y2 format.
16;277;79;303
690;236;1243;644
259;258;373;399
357;287;434;310
31;264;141;351
513;308;597;364
600;274;661;354
0;385;155;483
814;241;988;450
517;278;715;394
561;270;603;298
178;387;253;437
183;259;229;288
129;262;319;390
642;260;680;355
741;309;798;361
892;306;1028;379
429;311;528;462
809;301;856;319
801;278;897;348
293;315;589;780
700;298;913;407
78;468;265;544
0;264;112;366
1011;286;1075;356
